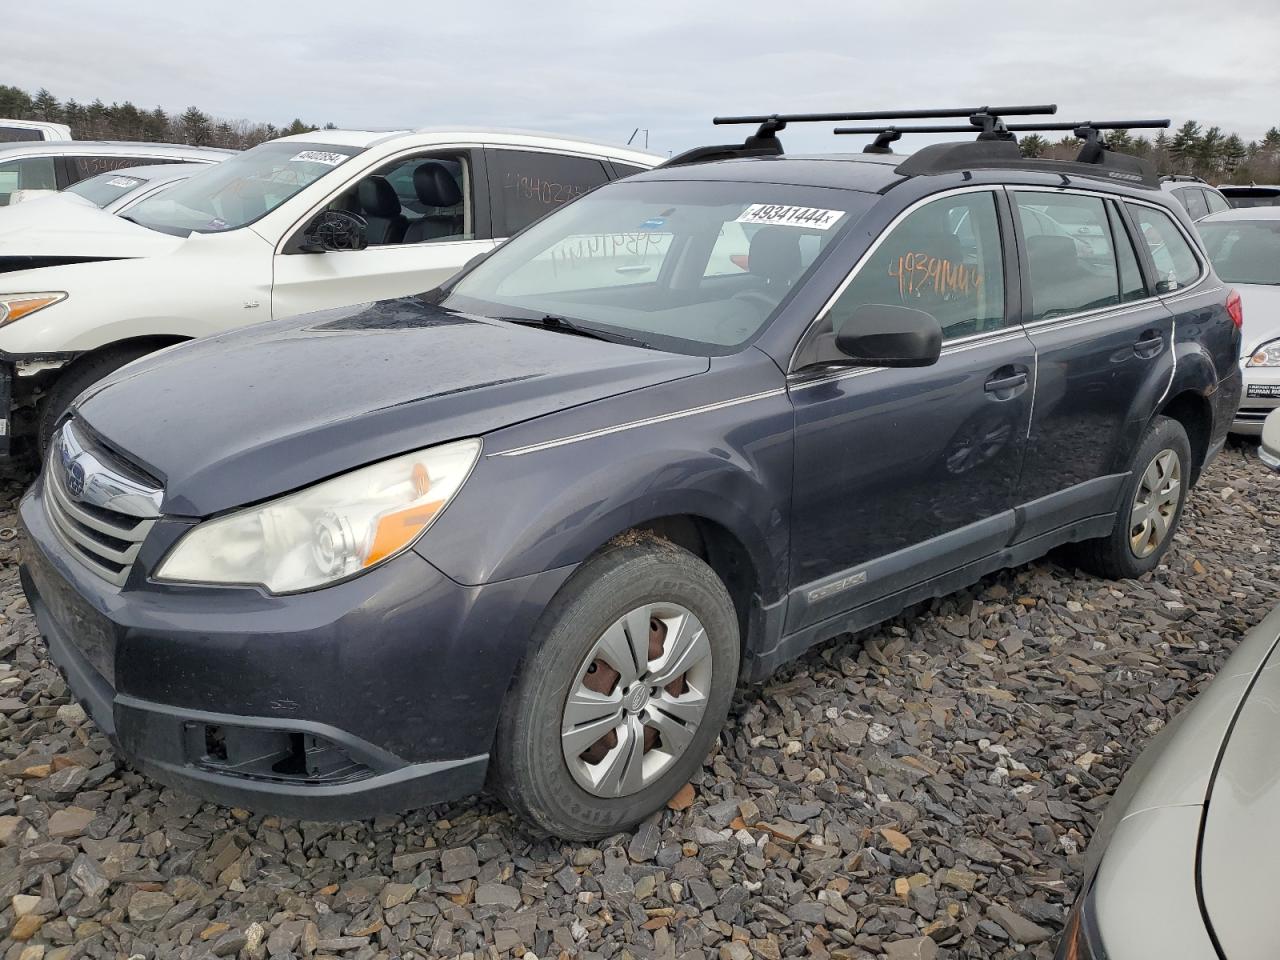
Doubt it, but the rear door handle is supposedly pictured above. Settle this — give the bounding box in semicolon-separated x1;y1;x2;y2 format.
1134;331;1164;358
985;372;1028;394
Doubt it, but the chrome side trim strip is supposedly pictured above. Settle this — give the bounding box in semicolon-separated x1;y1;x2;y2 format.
489;388;788;457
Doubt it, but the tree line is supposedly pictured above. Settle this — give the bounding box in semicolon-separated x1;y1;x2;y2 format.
1019;120;1280;184
0;84;331;150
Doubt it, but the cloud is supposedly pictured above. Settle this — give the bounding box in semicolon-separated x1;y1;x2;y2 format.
5;0;1278;155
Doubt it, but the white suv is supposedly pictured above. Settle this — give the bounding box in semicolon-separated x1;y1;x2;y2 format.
0;128;658;454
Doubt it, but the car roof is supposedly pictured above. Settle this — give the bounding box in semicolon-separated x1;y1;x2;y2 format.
90;162;209;180
633;153;906;193
271;127;663;166
1200;205;1280;223
1219;184;1280;193
0;141;235;159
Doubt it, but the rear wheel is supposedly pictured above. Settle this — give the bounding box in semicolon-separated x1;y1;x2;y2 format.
491;536;739;839
1073;416;1191;579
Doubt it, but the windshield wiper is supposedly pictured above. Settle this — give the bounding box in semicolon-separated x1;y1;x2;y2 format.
499;315;650;348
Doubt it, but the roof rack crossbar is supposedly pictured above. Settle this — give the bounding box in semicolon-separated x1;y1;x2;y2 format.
712;105;1057;128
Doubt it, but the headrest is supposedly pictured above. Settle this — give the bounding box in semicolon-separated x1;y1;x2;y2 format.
748;227;802;286
358;176;401;218
413;162;462;208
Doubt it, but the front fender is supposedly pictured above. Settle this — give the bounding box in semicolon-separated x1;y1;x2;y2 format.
416;372;794;602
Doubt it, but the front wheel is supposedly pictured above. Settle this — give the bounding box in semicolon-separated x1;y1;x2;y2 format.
37;345;158;457
490;536;740;839
1073;416;1191;579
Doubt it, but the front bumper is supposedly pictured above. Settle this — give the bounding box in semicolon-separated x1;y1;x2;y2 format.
1234;365;1280;436
19;480;573;819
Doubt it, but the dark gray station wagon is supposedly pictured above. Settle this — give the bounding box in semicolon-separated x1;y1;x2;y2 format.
19;106;1243;838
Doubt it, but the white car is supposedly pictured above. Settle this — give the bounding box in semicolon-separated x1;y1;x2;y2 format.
0;140;233;206
12;162;217;214
1198;206;1280;434
0;119;72;143
0;128;658;454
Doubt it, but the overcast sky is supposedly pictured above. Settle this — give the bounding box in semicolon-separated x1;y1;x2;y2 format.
8;0;1279;156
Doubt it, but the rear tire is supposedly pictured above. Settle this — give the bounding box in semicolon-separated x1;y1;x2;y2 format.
37;345;157;457
491;536;739;839
1073;416;1191;579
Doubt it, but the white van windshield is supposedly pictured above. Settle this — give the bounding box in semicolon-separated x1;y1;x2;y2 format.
126;141;362;236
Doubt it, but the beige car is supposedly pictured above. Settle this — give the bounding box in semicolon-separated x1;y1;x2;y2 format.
1057;407;1280;960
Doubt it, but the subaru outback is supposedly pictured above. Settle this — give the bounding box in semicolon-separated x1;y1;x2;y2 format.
19;106;1243;838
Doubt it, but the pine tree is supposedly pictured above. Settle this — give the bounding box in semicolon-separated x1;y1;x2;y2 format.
1222;134;1247;173
1198;126;1224;175
178;106;213;146
1170;121;1202;173
31;88;61;122
1018;134;1049;158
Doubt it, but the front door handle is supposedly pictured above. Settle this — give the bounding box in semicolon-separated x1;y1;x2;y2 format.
985;371;1028;394
1134;330;1164;358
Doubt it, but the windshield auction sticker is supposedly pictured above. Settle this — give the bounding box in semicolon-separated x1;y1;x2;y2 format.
736;204;844;230
289;150;346;166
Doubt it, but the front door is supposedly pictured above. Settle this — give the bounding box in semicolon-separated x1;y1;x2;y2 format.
271;149;497;320
787;188;1033;632
1011;189;1175;520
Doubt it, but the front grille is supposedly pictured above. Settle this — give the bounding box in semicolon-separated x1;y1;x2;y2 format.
1236;406;1276;423
44;420;161;586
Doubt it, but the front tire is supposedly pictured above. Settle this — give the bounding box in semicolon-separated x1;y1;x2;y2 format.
491;536;740;839
37;345;157;457
1073;416;1191;579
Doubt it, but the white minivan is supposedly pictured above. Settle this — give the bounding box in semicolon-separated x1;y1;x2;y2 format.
0;128;659;454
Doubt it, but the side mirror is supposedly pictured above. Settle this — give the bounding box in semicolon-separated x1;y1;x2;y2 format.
834;304;943;368
1261;409;1280;471
298;210;368;253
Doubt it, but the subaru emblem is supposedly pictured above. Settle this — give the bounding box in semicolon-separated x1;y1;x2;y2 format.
66;460;86;499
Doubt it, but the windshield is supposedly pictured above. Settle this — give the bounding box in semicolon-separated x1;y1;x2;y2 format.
126;141;362;235
66;171;151;208
443;179;872;354
1200;220;1280;286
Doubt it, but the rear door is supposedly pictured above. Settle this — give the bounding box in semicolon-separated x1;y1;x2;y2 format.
786;188;1034;630
270;148;495;320
1012;189;1174;529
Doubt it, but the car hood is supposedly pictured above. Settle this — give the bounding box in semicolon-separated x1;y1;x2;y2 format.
1198;627;1280;960
75;297;708;516
0;198;183;263
1235;282;1280;355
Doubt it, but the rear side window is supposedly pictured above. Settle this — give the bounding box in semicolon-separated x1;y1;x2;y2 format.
0;156;57;206
1205;190;1231;214
1108;203;1148;302
0;126;42;143
1176;187;1208;220
825;190;1008;342
1014;192;1120;321
1129;204;1202;290
610;163;649;180
70;155;170;182
488;149;610;236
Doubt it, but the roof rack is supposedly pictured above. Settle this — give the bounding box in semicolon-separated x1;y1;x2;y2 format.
882;119;1172;188
1160;173;1207;184
661;104;1057;167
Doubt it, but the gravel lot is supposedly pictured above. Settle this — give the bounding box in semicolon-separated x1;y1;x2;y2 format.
1;443;1277;960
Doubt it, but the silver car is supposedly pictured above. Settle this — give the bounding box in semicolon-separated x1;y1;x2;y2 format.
51;162;216;214
1058;409;1280;959
1198;206;1280;434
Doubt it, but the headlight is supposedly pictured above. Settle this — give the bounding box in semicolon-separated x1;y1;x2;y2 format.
1247;340;1280;367
0;292;67;326
156;438;481;593
1054;883;1105;960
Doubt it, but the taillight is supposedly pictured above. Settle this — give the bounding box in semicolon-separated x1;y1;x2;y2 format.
1226;288;1244;329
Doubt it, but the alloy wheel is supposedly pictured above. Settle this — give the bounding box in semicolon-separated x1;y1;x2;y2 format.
561;603;713;797
1129;448;1181;558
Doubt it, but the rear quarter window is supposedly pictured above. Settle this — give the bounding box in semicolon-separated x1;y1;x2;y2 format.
1128;204;1202;291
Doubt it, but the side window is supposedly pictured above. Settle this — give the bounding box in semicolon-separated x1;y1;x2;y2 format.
1176;187;1209;220
0;156;57;205
824;191;1007;343
1108;203;1148;302
354;153;472;246
1129;204;1202;291
609;162;649;180
1205;189;1231;214
488;150;610;236
0;127;42;143
70;155;168;182
1015;192;1119;321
